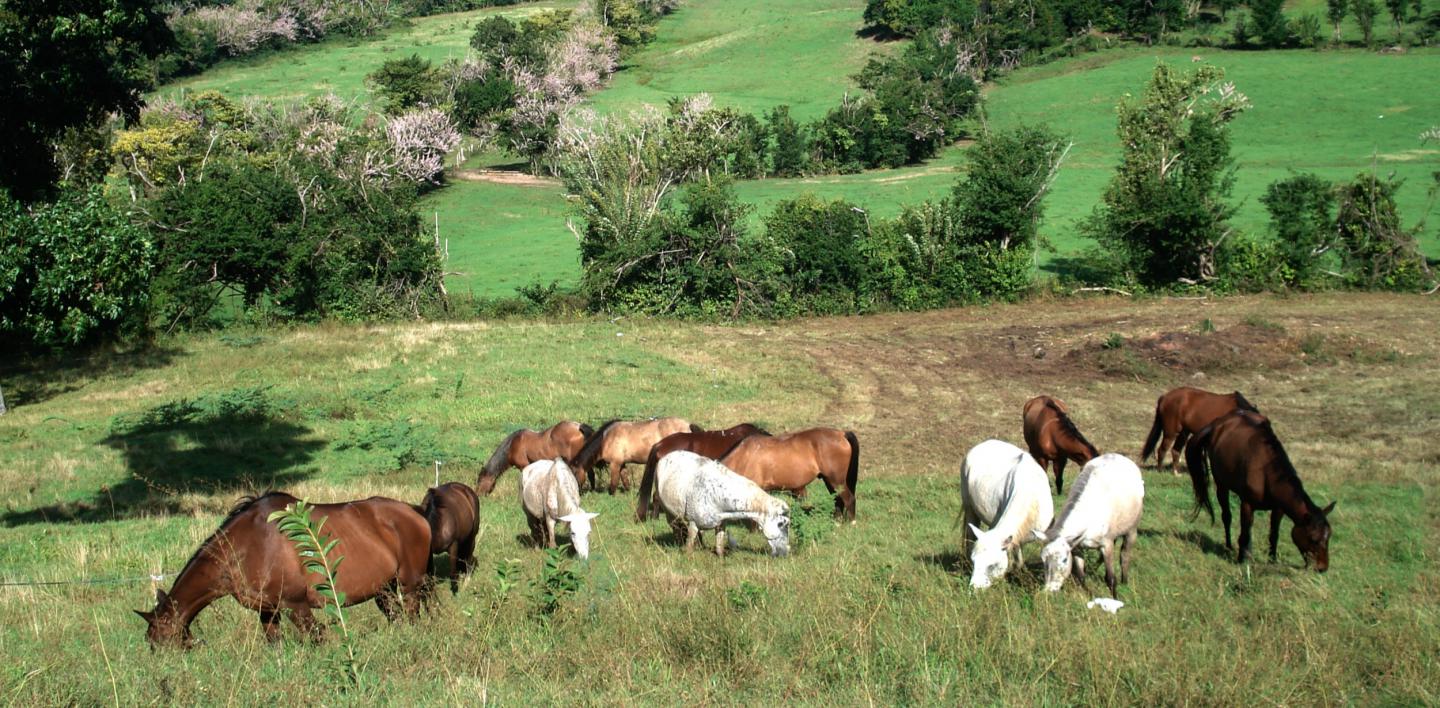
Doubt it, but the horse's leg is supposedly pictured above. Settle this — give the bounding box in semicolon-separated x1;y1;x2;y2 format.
960;507;979;560
286;602;322;642
447;541;461;594
1268;510;1282;562
1101;539;1118;598
1237;501;1255;564
1120;529;1137;585
1054;457;1068;495
684;522;699;553
258;609;282;643
1071;553;1090;594
714;528;727;558
1217;484;1234;550
1171;431;1192;474
526;512;545;548
1155;430;1175;473
376;587;398;621
545;516;558;549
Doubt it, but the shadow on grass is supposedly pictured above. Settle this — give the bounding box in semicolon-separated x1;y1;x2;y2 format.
1140;527;1233;560
0;344;185;409
916;549;967;573
1;387;323;526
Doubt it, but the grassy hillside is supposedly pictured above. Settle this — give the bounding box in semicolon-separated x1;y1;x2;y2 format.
2;294;1437;702
161;2;565;105
587;0;874;122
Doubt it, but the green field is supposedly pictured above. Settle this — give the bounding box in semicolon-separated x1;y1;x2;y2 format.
2;294;1437;702
161;2;564;105
155;1;1440;295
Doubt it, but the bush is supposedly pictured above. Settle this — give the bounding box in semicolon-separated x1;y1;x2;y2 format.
0;189;154;348
954;125;1068;251
765;195;868;298
1334;172;1431;290
367;55;445;115
1260;173;1338;288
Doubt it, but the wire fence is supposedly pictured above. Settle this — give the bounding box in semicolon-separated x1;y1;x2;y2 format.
0;572;172;589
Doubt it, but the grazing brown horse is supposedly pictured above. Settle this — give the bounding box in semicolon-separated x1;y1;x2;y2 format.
573;417;698;494
720;427;860;522
635;423;771;522
135;492;431;647
416;482;480;594
1185;411;1335;571
1142;387;1259;472
476;421;594;495
1022;395;1099;494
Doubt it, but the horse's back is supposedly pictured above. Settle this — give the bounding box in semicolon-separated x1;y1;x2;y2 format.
304;497;431;600
963;440;1048;525
1068;454;1144;540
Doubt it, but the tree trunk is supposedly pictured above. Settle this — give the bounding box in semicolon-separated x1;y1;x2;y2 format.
0;383;7;416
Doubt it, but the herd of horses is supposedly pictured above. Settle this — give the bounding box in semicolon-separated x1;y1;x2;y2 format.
135;386;1334;647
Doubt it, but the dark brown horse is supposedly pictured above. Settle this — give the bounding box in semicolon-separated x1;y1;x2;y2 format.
573;417;698;494
635;423;771;522
1142;387;1259;472
416;482;480;594
476;421;594;495
1022;395;1099;494
135;492;431;647
720;427;859;522
1185;411;1335;571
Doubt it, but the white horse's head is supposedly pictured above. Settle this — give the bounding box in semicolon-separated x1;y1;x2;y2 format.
760;499;791;557
560;511;599;559
968;524;1014;589
1040;537;1072;592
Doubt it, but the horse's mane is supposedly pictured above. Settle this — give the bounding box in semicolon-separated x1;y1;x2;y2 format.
1047;466;1095;540
573;419;622;469
577;422;596;441
481;429;525;479
1250;417;1314;503
174;492;289;583
1232;391;1259;413
1047;399;1099;457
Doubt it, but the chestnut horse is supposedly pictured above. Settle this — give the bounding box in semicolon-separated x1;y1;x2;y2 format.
573;417;698;494
1185;411;1335;571
1141;387;1259;472
135;492;431;647
720;427;860;522
476;421;594;495
635;423;771;522
417;482;480;594
1022;395;1099;494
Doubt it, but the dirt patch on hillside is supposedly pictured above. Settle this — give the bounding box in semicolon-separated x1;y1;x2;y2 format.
449;169;560;187
1064;323;1399;381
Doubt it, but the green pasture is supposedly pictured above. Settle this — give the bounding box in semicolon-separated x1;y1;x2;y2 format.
1;294;1437;702
160;2;564;105
587;0;876;123
425;178;578;296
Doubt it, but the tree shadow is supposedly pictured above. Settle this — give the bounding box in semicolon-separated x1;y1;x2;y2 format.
1;387;323;525
0;344;185;409
854;25;904;42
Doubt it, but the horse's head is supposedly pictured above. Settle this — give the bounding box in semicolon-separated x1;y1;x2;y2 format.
1293;501;1335;572
759;500;791;557
560;511;599;559
135;589;192;648
968;524;1014;589
1040;537;1074;592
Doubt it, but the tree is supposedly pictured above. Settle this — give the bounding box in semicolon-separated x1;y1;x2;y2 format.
1250;0;1292;47
1261;173;1337;287
1327;0;1349;43
1352;0;1380;45
1334;172;1430;290
953;124;1070;252
1080;62;1251;286
367;55;444;115
1384;0;1409;41
767;106;808;177
0;0;173;200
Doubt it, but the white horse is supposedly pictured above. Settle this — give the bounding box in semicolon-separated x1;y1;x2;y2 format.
1040;453;1144;597
653;451;791;557
520;458;599;559
960;439;1056;589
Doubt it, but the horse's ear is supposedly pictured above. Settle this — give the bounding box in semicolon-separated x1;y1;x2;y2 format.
135;609;154;623
155;589;169;606
1322;501;1336;516
1032;529;1047;542
967;524;984;540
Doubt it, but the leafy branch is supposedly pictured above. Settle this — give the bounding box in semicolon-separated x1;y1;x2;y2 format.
268;500;359;687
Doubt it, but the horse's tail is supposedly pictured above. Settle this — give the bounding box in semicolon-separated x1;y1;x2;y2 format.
573;420;620;472
1141;399;1165;463
1232;391;1259;414
478;430;522;495
844;431;860;495
637;445;661;523
689;422;704;433
1186;423;1217;523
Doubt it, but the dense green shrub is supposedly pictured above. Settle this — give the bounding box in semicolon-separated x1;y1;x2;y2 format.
767;106;809;177
0;189;154;348
1260;173;1338;288
367;55;445;115
1334;173;1431;290
953;125;1068;251
765;196;868;298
